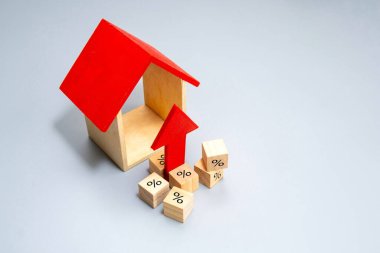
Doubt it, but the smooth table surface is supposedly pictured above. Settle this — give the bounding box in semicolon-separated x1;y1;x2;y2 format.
0;1;379;252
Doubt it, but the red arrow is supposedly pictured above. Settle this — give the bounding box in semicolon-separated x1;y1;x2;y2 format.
151;105;198;178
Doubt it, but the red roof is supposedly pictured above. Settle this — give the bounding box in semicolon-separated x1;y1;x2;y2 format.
60;19;199;132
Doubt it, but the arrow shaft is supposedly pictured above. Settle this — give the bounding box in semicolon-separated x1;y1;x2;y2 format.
164;136;186;175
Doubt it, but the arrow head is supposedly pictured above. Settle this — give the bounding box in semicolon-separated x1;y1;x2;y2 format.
151;104;198;150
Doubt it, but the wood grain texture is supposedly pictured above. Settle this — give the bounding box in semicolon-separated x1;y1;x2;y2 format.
202;139;229;171
85;112;128;171
149;148;165;177
194;159;223;188
123;105;164;168
163;187;194;223
138;172;170;208
169;164;199;192
86;105;165;171
143;63;186;120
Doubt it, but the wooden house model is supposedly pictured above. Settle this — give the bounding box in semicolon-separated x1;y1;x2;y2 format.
60;19;199;171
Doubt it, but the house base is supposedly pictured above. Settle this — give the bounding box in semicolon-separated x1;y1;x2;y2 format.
85;105;164;171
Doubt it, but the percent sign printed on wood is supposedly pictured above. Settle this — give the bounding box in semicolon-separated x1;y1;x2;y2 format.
151;104;198;177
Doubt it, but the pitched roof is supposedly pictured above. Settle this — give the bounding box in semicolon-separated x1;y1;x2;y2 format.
60;19;199;132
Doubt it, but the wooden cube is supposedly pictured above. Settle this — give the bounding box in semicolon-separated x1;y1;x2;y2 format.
149;149;165;177
163;187;194;223
138;172;170;208
202;139;228;171
194;159;223;188
169;164;199;192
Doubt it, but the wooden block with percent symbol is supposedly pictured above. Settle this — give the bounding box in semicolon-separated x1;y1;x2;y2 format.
169;164;199;192
138;172;170;208
202;139;228;171
163;186;194;223
149;149;165;177
194;159;223;188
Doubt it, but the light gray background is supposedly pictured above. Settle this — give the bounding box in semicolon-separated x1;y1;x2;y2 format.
0;0;379;252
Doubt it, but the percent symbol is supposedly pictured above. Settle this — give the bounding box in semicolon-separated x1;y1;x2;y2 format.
214;172;222;180
173;192;183;204
147;179;162;188
177;170;191;178
212;159;224;167
157;154;165;165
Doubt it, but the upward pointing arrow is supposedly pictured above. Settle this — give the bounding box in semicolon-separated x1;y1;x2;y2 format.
151;104;198;177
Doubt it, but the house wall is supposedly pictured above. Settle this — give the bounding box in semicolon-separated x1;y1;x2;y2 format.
85;112;128;171
143;63;186;119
